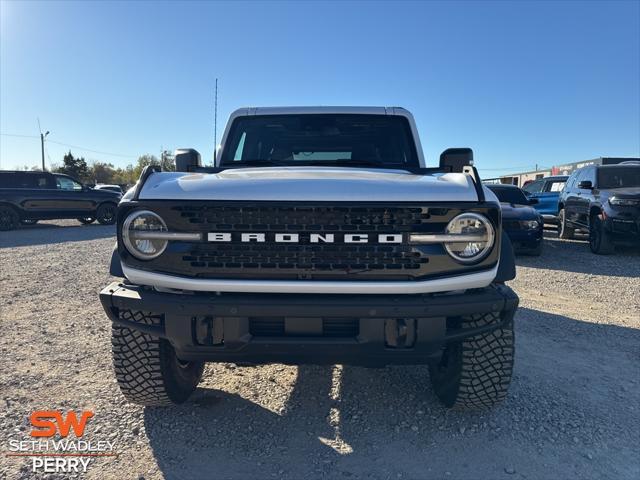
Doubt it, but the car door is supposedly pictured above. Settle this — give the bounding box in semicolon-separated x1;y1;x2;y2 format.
15;172;60;218
51;175;97;216
563;170;583;224
575;167;596;226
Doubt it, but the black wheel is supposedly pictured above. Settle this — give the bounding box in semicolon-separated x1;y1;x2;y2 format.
112;310;204;406
429;312;514;410
96;203;117;225
589;214;615;255
0;206;20;231
20;219;38;225
557;208;574;239
77;217;96;225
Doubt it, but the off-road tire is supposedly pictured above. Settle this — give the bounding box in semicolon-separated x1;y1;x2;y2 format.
589;214;615;255
111;310;205;406
0;206;20;231
429;312;514;410
96;203;117;225
77;217;96;225
557;208;574;239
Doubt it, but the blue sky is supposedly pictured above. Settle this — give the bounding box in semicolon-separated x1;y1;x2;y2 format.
1;0;639;176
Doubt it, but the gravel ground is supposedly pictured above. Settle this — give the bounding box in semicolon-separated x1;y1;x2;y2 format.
1;221;639;480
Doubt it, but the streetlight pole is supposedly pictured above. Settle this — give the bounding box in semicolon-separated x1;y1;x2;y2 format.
40;131;49;171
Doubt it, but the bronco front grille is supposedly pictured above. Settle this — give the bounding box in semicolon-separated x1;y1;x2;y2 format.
173;205;437;274
120;202;501;281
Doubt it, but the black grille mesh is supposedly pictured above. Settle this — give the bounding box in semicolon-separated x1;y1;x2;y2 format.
183;244;427;271
172;205;432;232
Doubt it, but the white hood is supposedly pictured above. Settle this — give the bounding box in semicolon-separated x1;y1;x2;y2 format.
138;167;481;202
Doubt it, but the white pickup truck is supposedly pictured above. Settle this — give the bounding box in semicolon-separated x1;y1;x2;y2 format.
100;106;518;410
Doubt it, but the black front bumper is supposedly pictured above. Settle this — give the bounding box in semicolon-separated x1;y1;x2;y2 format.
604;216;640;245
99;282;518;366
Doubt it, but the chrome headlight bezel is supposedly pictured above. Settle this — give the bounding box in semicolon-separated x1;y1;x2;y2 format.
122;210;169;260
443;212;496;264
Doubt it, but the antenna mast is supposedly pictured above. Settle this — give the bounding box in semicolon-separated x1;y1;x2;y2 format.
213;78;218;165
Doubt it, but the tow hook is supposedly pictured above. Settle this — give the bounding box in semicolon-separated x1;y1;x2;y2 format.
385;318;416;348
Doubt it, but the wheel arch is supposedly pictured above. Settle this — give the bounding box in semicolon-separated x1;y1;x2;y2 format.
0;201;23;217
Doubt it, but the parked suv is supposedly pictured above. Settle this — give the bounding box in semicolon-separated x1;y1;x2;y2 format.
558;164;640;253
100;107;519;410
0;170;121;230
522;175;568;224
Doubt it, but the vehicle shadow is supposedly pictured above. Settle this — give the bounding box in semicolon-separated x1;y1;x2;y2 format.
515;231;640;277
0;221;115;248
142;308;640;480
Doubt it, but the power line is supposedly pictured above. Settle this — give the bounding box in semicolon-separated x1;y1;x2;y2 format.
0;133;40;138
46;140;136;158
1;132;137;159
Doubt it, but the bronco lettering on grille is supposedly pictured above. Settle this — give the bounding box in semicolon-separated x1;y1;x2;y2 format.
207;232;404;244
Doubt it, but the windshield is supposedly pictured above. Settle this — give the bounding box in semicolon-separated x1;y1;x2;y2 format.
598;167;640;189
488;186;530;205
220;114;419;168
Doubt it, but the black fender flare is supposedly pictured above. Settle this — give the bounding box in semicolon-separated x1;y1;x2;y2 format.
495;233;516;282
109;243;124;277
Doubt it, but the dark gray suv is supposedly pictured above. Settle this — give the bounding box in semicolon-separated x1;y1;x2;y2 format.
0;170;121;230
557;164;640;253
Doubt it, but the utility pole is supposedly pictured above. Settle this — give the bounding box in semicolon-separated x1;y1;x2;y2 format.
213;78;218;165
40;131;49;171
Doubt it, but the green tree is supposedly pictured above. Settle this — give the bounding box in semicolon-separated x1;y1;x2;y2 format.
132;153;175;179
133;154;159;179
89;161;116;184
54;151;89;181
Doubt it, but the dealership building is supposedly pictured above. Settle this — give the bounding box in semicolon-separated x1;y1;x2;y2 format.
485;157;640;186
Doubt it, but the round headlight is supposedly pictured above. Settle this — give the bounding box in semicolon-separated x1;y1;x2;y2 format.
444;213;495;263
122;210;168;260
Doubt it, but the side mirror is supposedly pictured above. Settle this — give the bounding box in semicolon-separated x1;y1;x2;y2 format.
439;148;473;173
529;198;539;205
175;148;202;172
578;180;593;190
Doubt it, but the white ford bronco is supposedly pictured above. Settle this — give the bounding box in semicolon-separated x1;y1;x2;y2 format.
100;107;518;409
